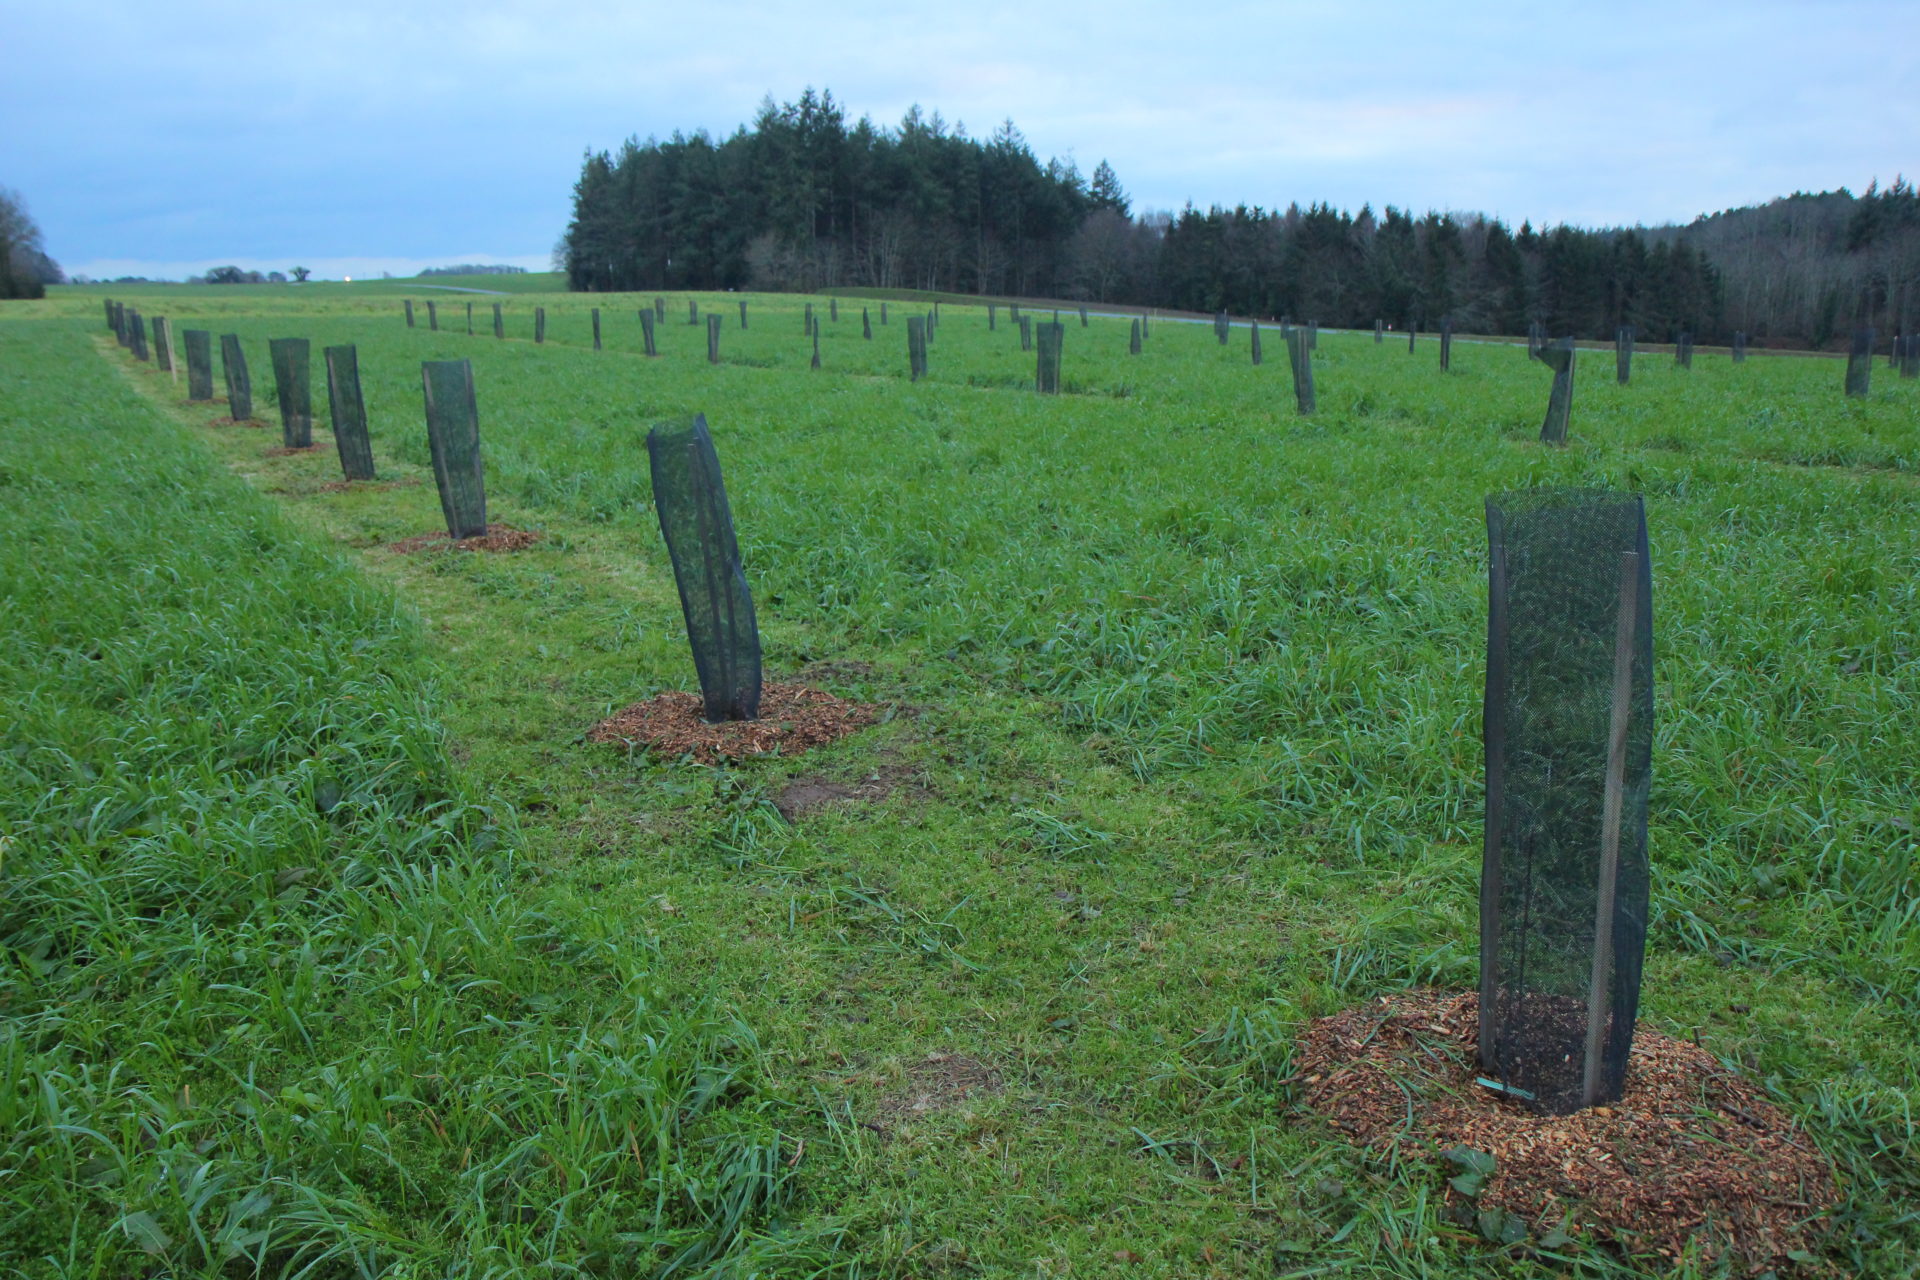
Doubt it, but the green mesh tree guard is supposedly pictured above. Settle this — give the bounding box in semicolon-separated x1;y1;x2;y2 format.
1129;318;1142;355
428;300;438;331
103;298;114;330
113;302;128;346
324;344;375;482
1528;320;1546;362
405;300;415;328
184;329;214;400
220;334;253;420
593;308;602;350
1080;306;1088;327
492;304;504;339
1674;333;1693;368
647;414;762;722
1214;310;1229;345
1142;313;1150;339
1407;321;1417;353
1901;333;1919;379
1615;327;1634;385
1250;320;1262;366
988;303;997;330
269;338;312;448
1285;326;1315;415
1375;318;1384;343
420;359;487;539
1307;323;1318;350
1019;315;1032;352
128;311;149;361
804;303;813;333
654;297;665;320
1481;488;1653;1115
640;308;657;356
707;313;721;364
1845;326;1875;397
811;329;821;369
1539;339;1575;445
830;298;838;322
880;302;888;325
1441;317;1454;371
688;299;698;325
862;307;872;339
466;302;474;336
153;316;173;373
1036;321;1063;393
1732;331;1746;362
739;299;747;329
1010;304;1021;322
535;307;546;344
907;316;928;381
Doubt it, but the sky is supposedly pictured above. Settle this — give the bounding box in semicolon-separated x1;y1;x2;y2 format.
5;0;1917;281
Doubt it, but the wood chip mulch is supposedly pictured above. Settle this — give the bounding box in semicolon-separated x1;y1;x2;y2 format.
386;524;541;554
1293;990;1837;1273
264;442;331;457
588;682;880;764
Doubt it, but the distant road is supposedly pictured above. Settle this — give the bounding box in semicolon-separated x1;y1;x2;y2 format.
409;284;511;295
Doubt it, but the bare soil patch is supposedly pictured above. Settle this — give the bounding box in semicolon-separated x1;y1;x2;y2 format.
317;477;422;494
874;1053;1001;1135
773;762;927;821
1293;990;1836;1272
387;524;541;554
207;416;265;428
264;442;331;458
588;682;880;764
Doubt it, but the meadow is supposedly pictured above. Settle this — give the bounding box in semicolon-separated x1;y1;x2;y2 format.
1;280;1915;1278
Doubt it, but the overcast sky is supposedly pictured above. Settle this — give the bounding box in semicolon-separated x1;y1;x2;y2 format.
6;0;1917;281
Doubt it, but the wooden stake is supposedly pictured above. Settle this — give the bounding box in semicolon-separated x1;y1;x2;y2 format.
1582;550;1640;1106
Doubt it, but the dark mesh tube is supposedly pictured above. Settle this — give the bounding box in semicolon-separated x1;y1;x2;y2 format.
1129;318;1142;355
1440;316;1454;371
688;299;699;325
907;316;927;381
1845;326;1875;397
1374;318;1383;344
593;308;602;350
420;359;487;539
1733;331;1747;363
1285;326;1315;415
269;338;312;448
880;302;888;325
1481;489;1653;1115
1528;320;1545;362
1539;339;1575;444
325;345;376;481
654;297;665;320
804;303;813;333
428;300;438;331
405;300;415;328
1407;321;1417;353
153;317;173;373
1215;310;1229;345
492;304;504;339
830;298;838;323
811;329;821;370
1674;333;1693;369
707;313;721;364
104;298;115;330
535;307;546;344
1036;321;1063;393
640;309;657;356
989;303;997;331
646;414;762;723
220;334;253;420
739;299;747;329
466;302;473;336
1615;327;1634;385
1902;333;1918;379
129;311;149;361
1019;315;1032;352
1250;320;1262;366
1080;306;1088;327
1141;312;1150;339
184;330;214;400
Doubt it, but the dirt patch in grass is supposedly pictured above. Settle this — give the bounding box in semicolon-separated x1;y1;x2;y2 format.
264;442;332;458
387;525;541;554
316;477;422;494
874;1053;1001;1135
773;762;928;821
589;682;881;764
1293;990;1837;1273
206;416;265;428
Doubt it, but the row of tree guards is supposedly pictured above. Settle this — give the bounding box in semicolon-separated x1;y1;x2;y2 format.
107;298;1892;1118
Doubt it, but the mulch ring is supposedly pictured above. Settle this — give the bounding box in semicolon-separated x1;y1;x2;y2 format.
588;682;881;764
1293;990;1837;1273
264;442;331;458
387;524;541;554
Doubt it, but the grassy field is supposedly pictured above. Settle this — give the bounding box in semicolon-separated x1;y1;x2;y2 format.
4;281;1917;1278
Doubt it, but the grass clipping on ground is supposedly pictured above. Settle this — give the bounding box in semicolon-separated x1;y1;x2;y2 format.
589;681;881;763
1294;991;1836;1272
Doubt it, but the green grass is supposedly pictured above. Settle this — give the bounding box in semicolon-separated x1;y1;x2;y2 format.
3;282;1917;1278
